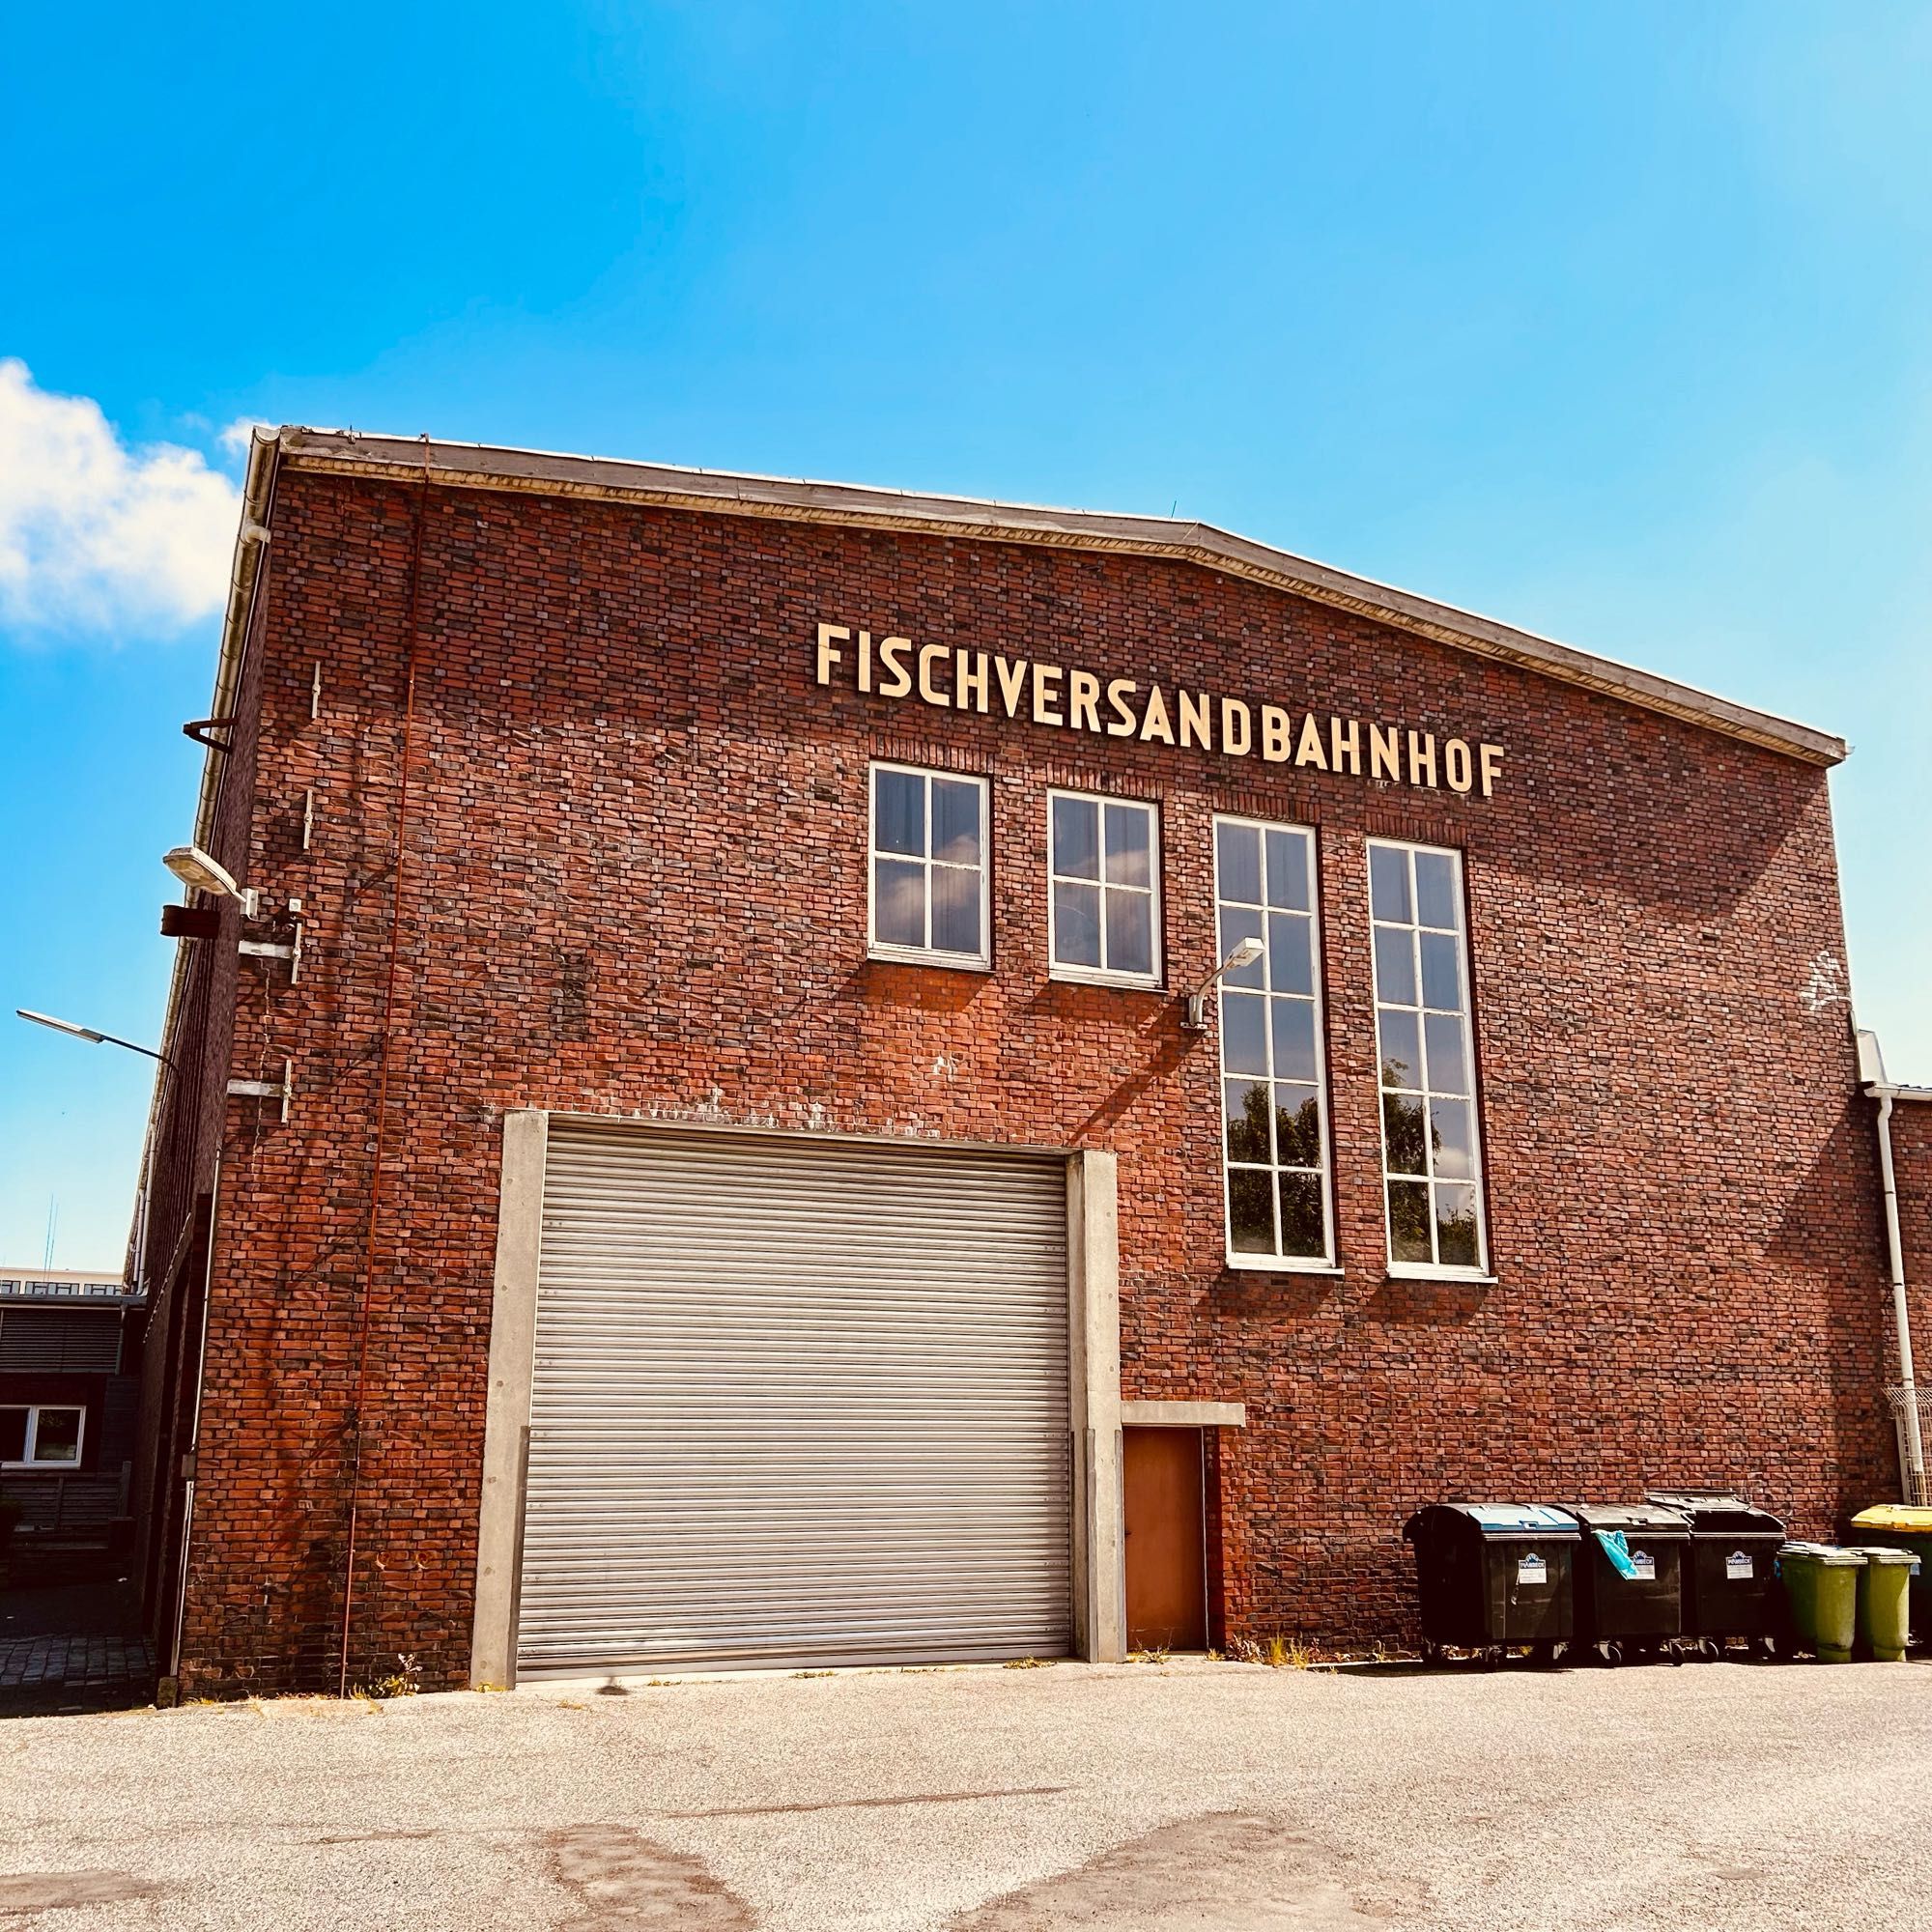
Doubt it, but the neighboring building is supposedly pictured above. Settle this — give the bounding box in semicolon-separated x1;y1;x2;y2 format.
133;427;1914;1697
0;1268;145;1548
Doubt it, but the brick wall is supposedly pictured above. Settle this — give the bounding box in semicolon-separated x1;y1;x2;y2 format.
174;469;1894;1691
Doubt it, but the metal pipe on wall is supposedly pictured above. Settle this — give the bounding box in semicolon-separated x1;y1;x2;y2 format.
1858;1028;1926;1505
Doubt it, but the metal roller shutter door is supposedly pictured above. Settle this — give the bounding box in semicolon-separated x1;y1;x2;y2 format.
517;1122;1071;1677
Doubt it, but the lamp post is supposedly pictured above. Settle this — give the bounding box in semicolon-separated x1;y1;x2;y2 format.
15;1009;176;1290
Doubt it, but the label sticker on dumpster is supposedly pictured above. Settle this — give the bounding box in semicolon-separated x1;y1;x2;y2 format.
1725;1551;1754;1580
1517;1552;1548;1585
1630;1549;1656;1581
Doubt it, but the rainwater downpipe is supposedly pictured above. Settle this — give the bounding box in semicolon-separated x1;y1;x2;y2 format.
1859;1028;1926;1503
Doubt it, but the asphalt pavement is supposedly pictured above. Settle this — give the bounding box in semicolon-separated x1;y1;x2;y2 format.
2;1656;1928;1929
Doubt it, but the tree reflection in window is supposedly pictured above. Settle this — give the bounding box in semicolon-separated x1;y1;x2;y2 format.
1215;818;1331;1264
1369;841;1488;1273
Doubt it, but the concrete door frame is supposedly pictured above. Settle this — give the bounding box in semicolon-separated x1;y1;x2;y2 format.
468;1111;1125;1688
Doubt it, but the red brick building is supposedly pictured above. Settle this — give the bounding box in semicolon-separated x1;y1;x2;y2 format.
131;428;1915;1696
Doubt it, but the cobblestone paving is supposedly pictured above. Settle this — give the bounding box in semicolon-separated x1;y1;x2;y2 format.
0;1629;156;1714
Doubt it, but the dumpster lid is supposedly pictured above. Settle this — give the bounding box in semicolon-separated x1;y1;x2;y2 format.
1406;1502;1578;1535
1850;1504;1932;1533
1646;1491;1785;1534
1778;1542;1863;1566
1563;1503;1690;1534
1456;1503;1578;1534
1846;1545;1918;1566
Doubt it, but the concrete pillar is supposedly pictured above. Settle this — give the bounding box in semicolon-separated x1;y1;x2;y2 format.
1066;1148;1125;1663
469;1109;547;1689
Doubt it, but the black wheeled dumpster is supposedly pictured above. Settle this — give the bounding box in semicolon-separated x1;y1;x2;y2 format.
1563;1503;1691;1663
1403;1504;1580;1662
1646;1490;1786;1657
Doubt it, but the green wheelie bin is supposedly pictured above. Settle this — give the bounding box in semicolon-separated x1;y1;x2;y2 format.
1777;1544;1861;1662
1849;1505;1931;1646
1847;1548;1915;1662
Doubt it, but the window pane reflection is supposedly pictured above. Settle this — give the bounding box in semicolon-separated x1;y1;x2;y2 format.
1215;816;1332;1265
1419;930;1461;1010
1415;850;1459;929
1378;1009;1421;1090
876;768;924;857
1371;838;1485;1273
930;865;980;954
1435;1183;1480;1267
1278;1174;1324;1257
1369;843;1410;922
1221;992;1269;1077
1217;820;1262;906
1267;912;1312;996
1270;999;1318;1082
1430;1098;1473;1179
1054;880;1101;967
931;780;981;866
1103;804;1151;888
1387;1179;1433;1264
1053;795;1099;879
1224;1080;1271;1163
1374;924;1416;1007
1105;891;1152;978
1273;1085;1321;1167
1265;828;1310;911
875;858;925;948
1382;1094;1426;1176
1228;1169;1275;1253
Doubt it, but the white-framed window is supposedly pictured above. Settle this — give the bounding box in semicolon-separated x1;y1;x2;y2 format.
1047;791;1161;987
0;1404;84;1468
1213;817;1335;1267
868;762;991;968
1368;839;1489;1277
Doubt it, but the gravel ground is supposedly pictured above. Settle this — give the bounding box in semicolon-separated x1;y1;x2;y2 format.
2;1657;1928;1929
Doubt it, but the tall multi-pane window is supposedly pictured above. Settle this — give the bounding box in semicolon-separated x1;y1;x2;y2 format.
1368;840;1488;1274
868;762;990;967
1047;792;1160;986
1213;817;1333;1265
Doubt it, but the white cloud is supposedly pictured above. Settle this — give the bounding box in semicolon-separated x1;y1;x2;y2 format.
218;415;271;457
0;359;242;636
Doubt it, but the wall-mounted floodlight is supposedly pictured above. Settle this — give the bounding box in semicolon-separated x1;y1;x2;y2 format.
163;844;258;919
1181;935;1265;1031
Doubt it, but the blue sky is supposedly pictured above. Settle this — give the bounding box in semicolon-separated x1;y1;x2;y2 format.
3;3;1928;1268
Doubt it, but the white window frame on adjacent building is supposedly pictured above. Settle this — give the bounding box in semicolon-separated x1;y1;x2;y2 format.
1045;790;1163;989
1212;815;1337;1271
1366;838;1491;1280
867;761;992;970
0;1404;85;1469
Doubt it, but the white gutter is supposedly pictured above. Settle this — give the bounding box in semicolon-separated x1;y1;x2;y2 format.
1858;1027;1927;1505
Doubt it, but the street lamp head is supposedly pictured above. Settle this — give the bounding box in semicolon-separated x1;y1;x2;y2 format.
1180;934;1268;1031
163;844;258;918
16;1009;106;1044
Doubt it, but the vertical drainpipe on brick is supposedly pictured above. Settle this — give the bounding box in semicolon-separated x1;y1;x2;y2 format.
337;438;433;1697
1858;1028;1927;1505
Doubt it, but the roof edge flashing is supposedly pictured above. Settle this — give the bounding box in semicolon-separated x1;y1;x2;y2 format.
273;427;1847;769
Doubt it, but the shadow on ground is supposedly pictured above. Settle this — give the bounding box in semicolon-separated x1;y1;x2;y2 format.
0;1551;156;1717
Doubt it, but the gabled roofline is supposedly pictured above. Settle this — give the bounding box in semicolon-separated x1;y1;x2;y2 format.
273;426;1847;769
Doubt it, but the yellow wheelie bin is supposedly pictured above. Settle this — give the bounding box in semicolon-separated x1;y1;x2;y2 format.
1777;1545;1861;1662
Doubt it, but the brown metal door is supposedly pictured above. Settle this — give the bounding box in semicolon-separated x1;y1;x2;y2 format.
1123;1426;1207;1651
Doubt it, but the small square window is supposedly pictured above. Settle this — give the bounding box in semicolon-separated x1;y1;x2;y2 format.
867;764;990;969
1048;792;1160;986
2;1405;83;1467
